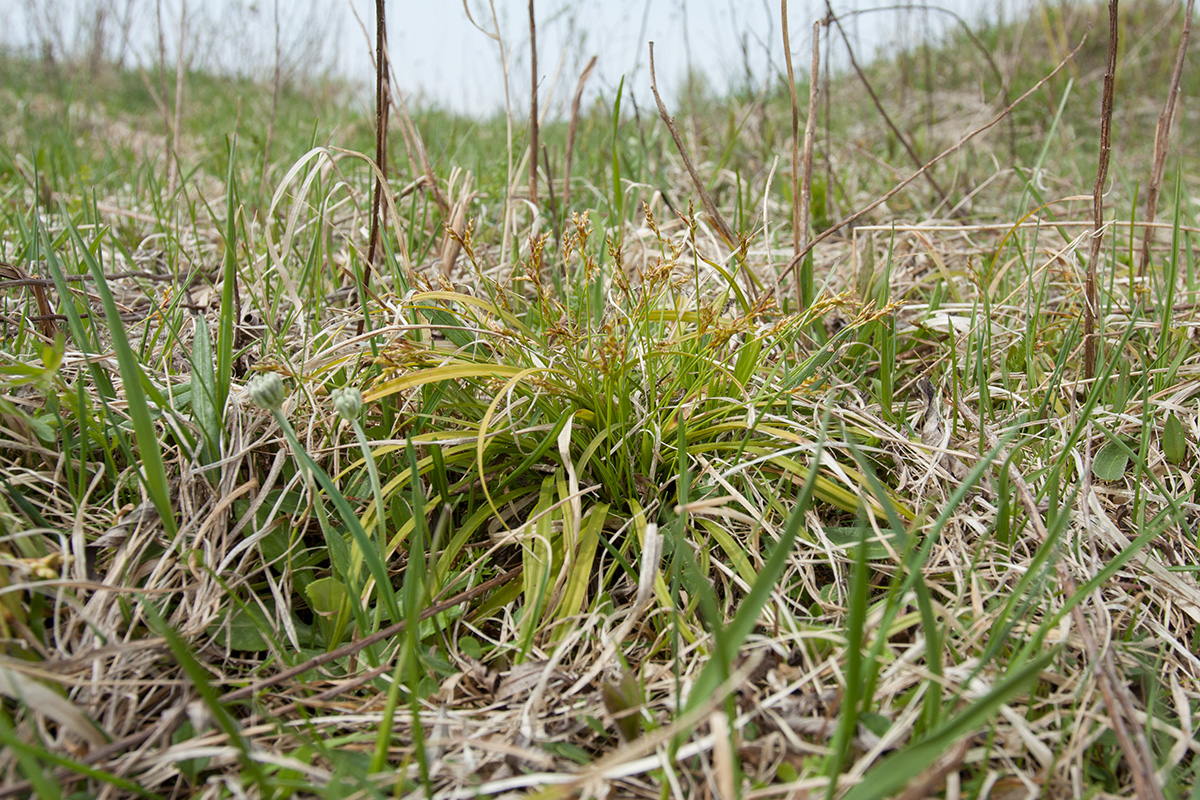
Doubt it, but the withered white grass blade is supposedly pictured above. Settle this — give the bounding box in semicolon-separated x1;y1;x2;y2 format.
0;665;107;747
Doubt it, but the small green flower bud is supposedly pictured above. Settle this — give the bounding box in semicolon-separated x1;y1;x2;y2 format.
332;387;363;422
248;373;285;411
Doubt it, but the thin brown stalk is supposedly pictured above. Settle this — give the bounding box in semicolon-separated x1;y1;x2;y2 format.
0;261;57;339
154;0;172;189
358;0;390;337
350;0;442;268
1137;0;1194;278
391;84;450;215
833;3;1017;160
528;0;539;206
822;20;833;222
170;0;186;196
1085;1;1119;379
647;43;739;252
781;0;802;307
825;1;948;206
563;55;598;214
1083;8;1163;792
799;21;821;307
785;35;1086;280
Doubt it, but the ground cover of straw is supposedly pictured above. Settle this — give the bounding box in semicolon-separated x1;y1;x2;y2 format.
1;3;1200;798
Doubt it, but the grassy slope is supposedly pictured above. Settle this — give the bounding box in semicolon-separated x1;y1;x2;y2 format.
1;2;1199;797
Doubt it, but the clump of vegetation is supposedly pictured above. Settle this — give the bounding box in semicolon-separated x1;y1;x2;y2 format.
0;1;1198;798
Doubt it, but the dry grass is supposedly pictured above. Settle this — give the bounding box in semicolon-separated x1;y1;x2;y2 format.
1;2;1199;798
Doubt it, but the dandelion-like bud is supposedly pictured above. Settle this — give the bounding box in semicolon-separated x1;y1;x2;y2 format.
331;386;363;422
247;373;285;411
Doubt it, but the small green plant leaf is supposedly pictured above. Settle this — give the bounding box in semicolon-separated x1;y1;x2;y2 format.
209;606;271;652
189;315;220;466
824;526;903;561
1092;438;1130;481
306;577;349;617
1164;413;1188;465
601;669;645;742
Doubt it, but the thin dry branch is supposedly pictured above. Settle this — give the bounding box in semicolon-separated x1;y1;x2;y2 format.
357;0;389;336
831;3;1018;160
0;261;57;339
1137;0;1194;277
169;1;185;196
785;35;1086;280
1085;2;1118;379
799;20;821;309
528;0;539;205
825;1;949;206
647;42;737;251
221;565;523;706
782;0;801;261
153;0;173;189
563;56;597;216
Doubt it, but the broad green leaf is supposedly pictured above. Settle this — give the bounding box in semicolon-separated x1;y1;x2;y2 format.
189;314;220;466
209;605;271;652
1164;413;1187;465
1092;438;1130;481
306;577;350;617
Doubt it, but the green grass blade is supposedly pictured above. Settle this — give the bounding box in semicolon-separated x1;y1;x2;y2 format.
66;217;178;538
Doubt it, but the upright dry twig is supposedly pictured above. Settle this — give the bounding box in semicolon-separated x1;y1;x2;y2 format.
1137;0;1194;278
349;0;442;266
563;55;598;214
782;2;822;311
647;43;738;251
358;0;390;336
1085;1;1119;379
799;22;820;259
825;1;948;207
799;20;822;311
822;19;833;223
785;35;1086;279
1080;8;1166;795
782;1;801;251
781;0;802;302
169;1;186;195
154;0;173;189
528;0;539;206
834;3;1018;161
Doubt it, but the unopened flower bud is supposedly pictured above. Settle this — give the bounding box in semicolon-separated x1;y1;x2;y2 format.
248;373;285;411
332;386;363;422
